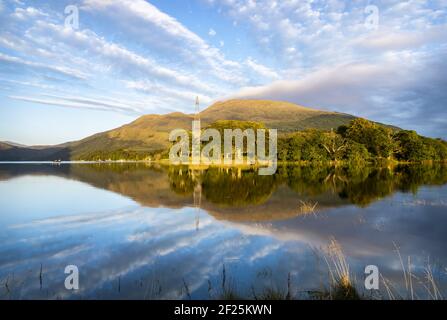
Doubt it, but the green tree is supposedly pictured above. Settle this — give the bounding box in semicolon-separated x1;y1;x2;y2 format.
344;140;370;163
321;130;347;161
288;134;305;161
394;130;424;161
345;118;395;159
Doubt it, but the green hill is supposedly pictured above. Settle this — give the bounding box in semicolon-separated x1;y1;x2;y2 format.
200;99;356;131
0;99;363;161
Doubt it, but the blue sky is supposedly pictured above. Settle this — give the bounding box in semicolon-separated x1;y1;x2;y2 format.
0;0;446;145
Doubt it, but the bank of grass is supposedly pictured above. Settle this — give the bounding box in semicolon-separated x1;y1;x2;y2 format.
317;238;361;300
199;239;445;301
197;239;362;300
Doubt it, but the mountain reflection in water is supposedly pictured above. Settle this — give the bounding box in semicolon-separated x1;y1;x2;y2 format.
0;163;446;299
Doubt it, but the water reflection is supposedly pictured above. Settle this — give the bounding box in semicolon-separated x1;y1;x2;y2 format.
0;163;446;299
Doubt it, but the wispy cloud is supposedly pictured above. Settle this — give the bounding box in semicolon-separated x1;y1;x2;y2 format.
0;52;88;80
28;21;216;94
245;57;280;81
81;0;246;85
8;94;141;114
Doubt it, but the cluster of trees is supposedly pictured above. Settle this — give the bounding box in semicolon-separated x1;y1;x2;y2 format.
203;118;447;163
278;118;447;163
393;130;447;161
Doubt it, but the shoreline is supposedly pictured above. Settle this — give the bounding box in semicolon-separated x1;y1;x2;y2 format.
1;159;446;166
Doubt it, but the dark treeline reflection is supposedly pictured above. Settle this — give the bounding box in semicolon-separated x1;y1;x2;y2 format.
167;164;447;207
1;163;447;212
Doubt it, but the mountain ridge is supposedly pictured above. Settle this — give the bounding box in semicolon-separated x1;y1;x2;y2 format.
0;99;385;161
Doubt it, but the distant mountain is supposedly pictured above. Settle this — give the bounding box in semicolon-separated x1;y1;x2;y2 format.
0;99;371;161
200;99;356;131
0;141;69;161
1;141;29;148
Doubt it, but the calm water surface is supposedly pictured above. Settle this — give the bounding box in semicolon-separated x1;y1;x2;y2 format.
0;163;446;299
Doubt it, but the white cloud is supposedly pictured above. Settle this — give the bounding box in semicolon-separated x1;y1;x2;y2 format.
0;78;55;90
0;52;87;80
0;1;240;116
81;0;245;85
353;27;447;51
28;21;217;94
8;94;142;114
125;80;214;106
208;28;216;36
11;6;48;20
245;57;280;81
209;0;447;67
